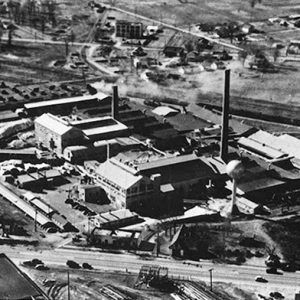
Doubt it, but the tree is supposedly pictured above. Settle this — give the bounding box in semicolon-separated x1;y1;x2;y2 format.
250;0;262;8
184;40;194;53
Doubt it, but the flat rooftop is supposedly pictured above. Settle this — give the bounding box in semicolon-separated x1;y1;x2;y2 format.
24;92;108;109
71;116;128;138
0;253;46;299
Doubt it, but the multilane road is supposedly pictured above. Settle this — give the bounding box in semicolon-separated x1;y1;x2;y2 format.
2;246;299;291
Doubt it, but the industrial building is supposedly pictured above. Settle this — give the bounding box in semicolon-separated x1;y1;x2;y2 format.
116;20;144;39
63;136;141;163
85;152;226;215
24;92;109;117
78;184;107;204
34;113;85;156
70;116;129;141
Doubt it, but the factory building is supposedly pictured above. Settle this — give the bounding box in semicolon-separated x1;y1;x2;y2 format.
85;152;225;216
34;113;85;156
70;116;129;141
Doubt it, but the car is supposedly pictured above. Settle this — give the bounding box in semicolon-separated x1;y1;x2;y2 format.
31;259;44;266
66;260;81;269
35;264;49;271
22;260;35;267
82;263;93;270
270;292;284;299
255;276;268;283
266;268;282;275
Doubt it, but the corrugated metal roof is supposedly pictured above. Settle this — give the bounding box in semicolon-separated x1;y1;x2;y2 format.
35;113;73;135
278;134;300;159
31;198;54;214
247;131;300;160
238;136;287;159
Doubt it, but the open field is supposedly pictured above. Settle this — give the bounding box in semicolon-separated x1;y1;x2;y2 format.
108;0;300;25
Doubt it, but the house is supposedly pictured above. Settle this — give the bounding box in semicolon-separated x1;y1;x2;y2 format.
89;228;155;252
35;113;84;155
78;184;108;204
163;46;184;57
241;23;255;34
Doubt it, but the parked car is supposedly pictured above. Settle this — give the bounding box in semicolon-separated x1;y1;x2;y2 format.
266;268;282;275
35;264;49;271
82;263;93;270
66;260;81;269
270;292;284;299
255;276;268;283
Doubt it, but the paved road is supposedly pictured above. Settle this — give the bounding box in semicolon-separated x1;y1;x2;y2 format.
2;246;300;290
105;4;244;52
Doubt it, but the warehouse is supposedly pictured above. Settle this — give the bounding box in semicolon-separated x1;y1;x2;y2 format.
34;113;85;156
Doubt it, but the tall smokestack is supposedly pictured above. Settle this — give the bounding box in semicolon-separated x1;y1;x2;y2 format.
220;69;230;163
112;85;119;120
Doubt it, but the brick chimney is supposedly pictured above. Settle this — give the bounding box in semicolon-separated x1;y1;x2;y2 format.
220;69;230;163
112;85;119;120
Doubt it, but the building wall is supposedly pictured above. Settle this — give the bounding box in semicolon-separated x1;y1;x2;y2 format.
35;123;83;155
35;122;63;155
79;186;104;203
116;21;143;39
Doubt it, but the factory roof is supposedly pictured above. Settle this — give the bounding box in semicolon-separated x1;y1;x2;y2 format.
166;113;211;132
31;198;54;215
152;106;179;117
24;92;108;109
137;153;200;171
248;131;300;160
51;213;69;227
96;159;143;189
35;113;74;135
71;116;128;138
236;176;286;194
0;253;46;299
238;136;287;160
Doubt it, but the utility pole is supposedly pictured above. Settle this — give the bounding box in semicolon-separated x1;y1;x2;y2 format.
67;271;70;300
208;268;213;291
156;227;160;257
34;208;37;232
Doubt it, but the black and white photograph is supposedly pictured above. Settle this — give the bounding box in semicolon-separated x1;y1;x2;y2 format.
0;0;299;299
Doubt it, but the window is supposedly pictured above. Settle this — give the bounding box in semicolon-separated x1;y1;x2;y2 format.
140;182;146;192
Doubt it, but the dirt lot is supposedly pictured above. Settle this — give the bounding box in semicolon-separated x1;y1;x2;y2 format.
21;266;173;300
